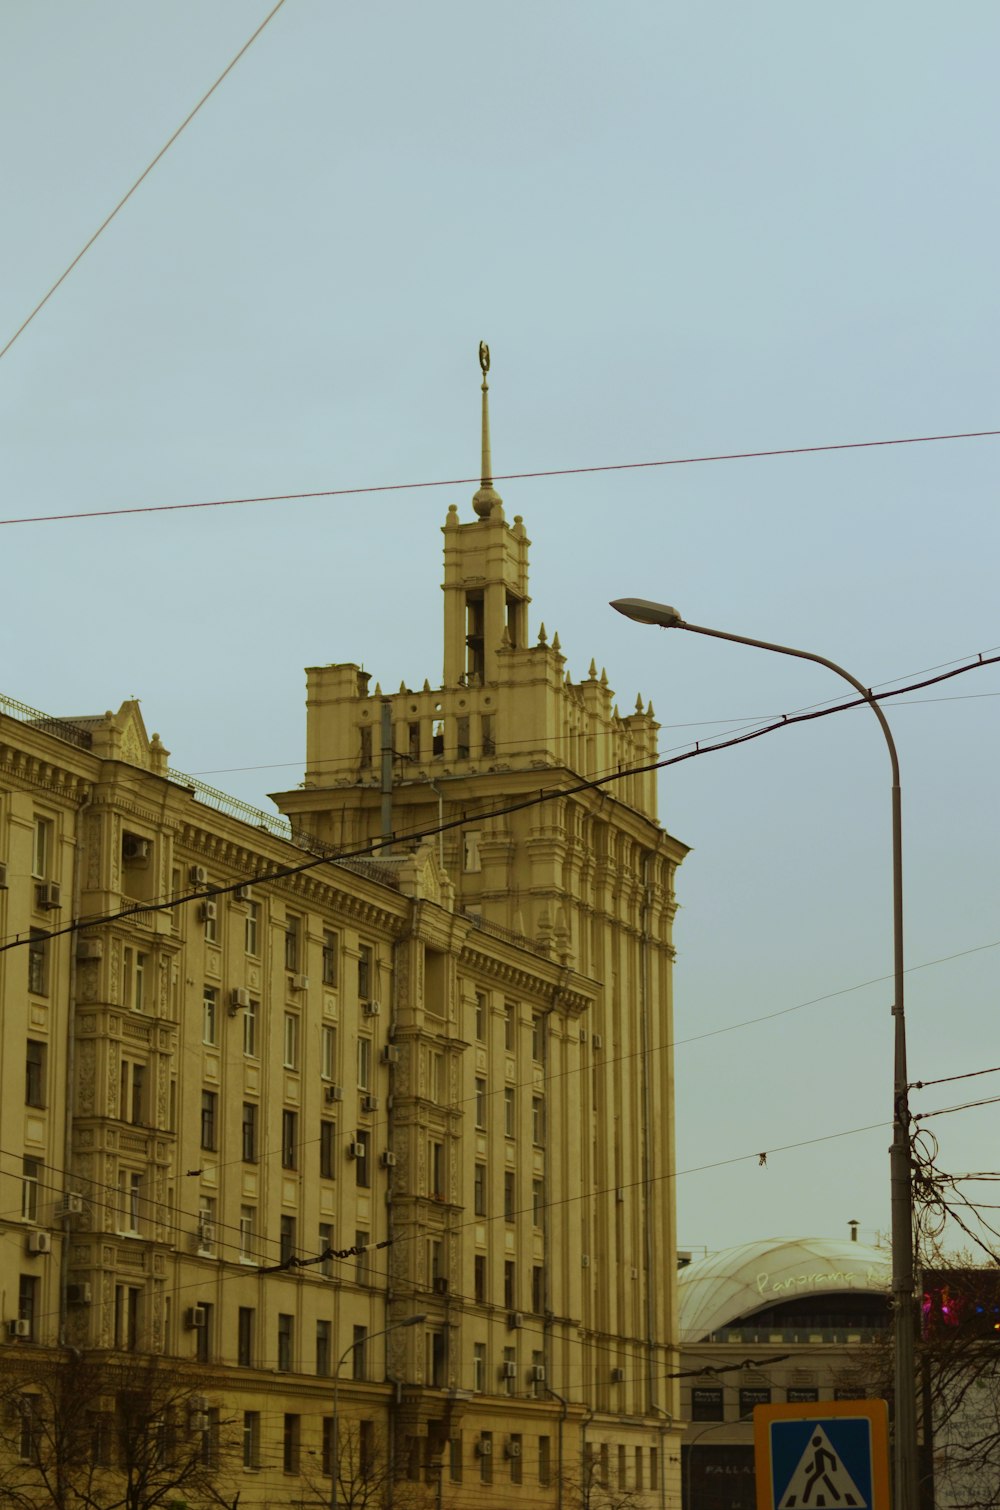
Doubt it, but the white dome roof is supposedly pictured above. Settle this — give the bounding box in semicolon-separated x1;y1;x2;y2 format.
678;1236;891;1343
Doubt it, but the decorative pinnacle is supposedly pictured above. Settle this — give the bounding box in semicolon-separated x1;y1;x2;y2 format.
472;341;503;518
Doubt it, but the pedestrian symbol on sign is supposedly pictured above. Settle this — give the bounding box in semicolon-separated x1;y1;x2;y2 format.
778;1425;866;1508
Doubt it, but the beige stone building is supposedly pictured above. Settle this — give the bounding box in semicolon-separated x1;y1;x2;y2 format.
0;373;688;1506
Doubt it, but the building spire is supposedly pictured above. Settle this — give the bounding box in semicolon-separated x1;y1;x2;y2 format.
472;340;503;518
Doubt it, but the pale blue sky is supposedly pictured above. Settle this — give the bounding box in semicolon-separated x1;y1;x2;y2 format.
2;2;998;1255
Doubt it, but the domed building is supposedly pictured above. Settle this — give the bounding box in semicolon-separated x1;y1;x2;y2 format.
677;1235;891;1510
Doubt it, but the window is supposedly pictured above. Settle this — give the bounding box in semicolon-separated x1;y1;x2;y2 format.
354;1129;370;1187
25;1040;46;1107
457;716;470;759
284;914;301;972
504;1261;516;1310
531;1265;545;1314
650;1447;658;1488
18;1395;41;1462
319;1222;334;1277
280;1215;296;1266
539;1435;552;1487
202;987;218;1045
316;1319;331;1377
504;1086;515;1137
200;1091;218;1152
237;1307;254;1366
283;1414;300;1473
429;1140;444;1197
463;829;481;870
739;1386;771;1418
283;1013;299;1069
474;990;487;1040
618;1445;627;1489
322;929;339;986
18;1276;38;1341
473;1342;486;1393
198;1197;216;1252
360;725;373;769
119;1059;145;1125
122;947;148;1012
21;1158;41;1222
118;1170;141;1233
429;1239;443;1283
281;1110;298;1169
243;999;257;1057
357;1036;371;1089
532;1096;546;1147
531;1350;546;1398
503;1346;516;1396
320;1121;337;1180
532;1178;544;1227
239;1205;256;1263
532;1015;546;1064
27;933;48;996
691;1387;724;1420
475;1077;487;1128
321;1416;334;1476
509;1432;523;1483
430;1051;444;1104
114;1283;139;1350
244;901;260;957
242;1411;260;1469
635;1446;643;1491
32;816;51;879
203;896;218;944
503;1001;514;1050
474;1163;487;1216
357;943;372;1000
504;1171;515;1222
479;1430;493;1484
787;1386;819;1403
277;1313;293;1372
355;1231;369;1286
474;1254;486;1303
450;1432;463;1483
321;1024;336;1080
241;1102;258;1163
352;1324;368;1380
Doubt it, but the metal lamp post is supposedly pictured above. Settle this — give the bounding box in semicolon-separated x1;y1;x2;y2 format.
330;1313;427;1510
609;597;917;1510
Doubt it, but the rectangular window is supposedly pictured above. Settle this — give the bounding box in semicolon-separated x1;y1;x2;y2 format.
319;1222;334;1278
355;1231;369;1286
503;1001;514;1050
114;1283;139;1350
474;1163;487;1216
618;1445;627;1489
635;1446;644;1491
283;1414;300;1474
200;1091;217;1152
504;1086;515;1137
243;998;257;1057
473;1342;486;1393
118;1170;141;1233
281;1110;298;1169
284;914;301;972
504;1261;516;1310
202;987;217;1045
532;1096;546;1147
321;1024;336;1080
651;1447;659;1489
450;1432;463;1483
198;1197;216;1252
354;1129;370;1187
25;1040;46;1107
531;1265;545;1314
787;1386;819;1403
320;1121;337;1180
504;1171;515;1222
283;1013;299;1070
204;896;218;944
691;1386;725;1421
245;902;260;957
280;1215;296;1266
357;1036;371;1089
352;1324;368;1380
322;929;339;986
122;947;148;1012
237;1307;254;1367
480;1430;493;1484
242;1102;257;1163
475;1077;487;1128
316;1319;331;1377
532;1015;546;1063
474;1254;486;1303
32;816;51;879
539;1435;552;1487
242;1411;260;1469
277;1313;293;1372
474;990;487;1040
18;1275;37;1341
357;943;373;1000
739;1386;771;1418
531;1350;545;1398
21;1158;41;1222
429;1140;444;1197
510;1432;523;1483
321;1417;334;1477
239;1205;256;1263
503;1346;516;1396
27;933;49;996
532;1178;544;1227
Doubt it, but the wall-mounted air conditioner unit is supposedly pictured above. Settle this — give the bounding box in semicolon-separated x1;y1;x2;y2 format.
290;974;309;992
7;1320;30;1339
591;1032;603;1050
26;1231;52;1255
380;1151;397;1168
61;1193;84;1217
122;837;150;862
35;882;61;910
501;1361;517;1379
505;1441;522;1459
381;1045;401;1064
530;1364;546;1382
198;901;217;923
361;1094;380;1113
362;1000;381;1017
325;1084;344;1104
611;1367;625;1383
76;938;103;961
508;1311;524;1330
346;1141;364;1160
233;884;253;902
475;1438;492;1457
188;865;208;887
67;1283;92;1305
433;1277;449;1296
229;987;251;1013
185;1306;208;1329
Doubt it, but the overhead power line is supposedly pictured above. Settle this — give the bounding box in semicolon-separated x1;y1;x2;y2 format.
0;0;288;366
1;427;998;528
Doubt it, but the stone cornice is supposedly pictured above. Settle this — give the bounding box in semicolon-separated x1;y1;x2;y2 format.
0;743;92;803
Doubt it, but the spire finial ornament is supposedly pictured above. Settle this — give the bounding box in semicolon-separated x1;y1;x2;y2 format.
472;341;503;518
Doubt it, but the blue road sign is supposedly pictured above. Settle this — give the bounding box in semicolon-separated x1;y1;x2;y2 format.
754;1400;890;1510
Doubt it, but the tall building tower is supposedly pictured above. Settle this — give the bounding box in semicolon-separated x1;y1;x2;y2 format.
275;345;689;1499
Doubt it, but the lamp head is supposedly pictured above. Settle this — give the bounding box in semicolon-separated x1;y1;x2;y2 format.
609;597;683;629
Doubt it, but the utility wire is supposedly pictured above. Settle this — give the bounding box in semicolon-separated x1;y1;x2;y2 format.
2;427;999;528
0;0;288;366
913;1065;1000;1092
3;648;998;957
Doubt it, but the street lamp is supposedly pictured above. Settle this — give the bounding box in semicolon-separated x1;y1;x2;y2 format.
330;1313;427;1510
610;597;917;1510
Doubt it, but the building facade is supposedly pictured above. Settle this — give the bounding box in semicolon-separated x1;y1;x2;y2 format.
0;373;687;1506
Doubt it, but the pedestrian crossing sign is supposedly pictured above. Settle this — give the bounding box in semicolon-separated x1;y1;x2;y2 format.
754;1399;890;1510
